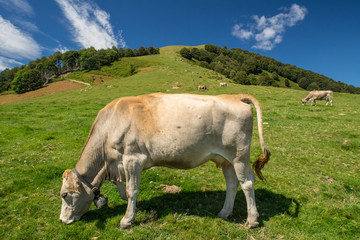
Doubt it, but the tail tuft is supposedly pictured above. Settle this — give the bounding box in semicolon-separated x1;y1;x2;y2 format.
252;147;271;182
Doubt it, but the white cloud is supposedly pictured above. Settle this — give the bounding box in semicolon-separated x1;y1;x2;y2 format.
232;4;308;50
13;19;39;33
54;45;69;53
0;15;41;60
232;24;253;40
0;56;23;71
0;0;34;17
55;0;126;50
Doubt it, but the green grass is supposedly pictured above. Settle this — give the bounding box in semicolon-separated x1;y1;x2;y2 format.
0;46;359;239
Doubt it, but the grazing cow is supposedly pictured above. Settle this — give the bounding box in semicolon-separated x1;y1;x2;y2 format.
198;85;208;91
302;90;333;106
59;93;270;229
220;83;228;87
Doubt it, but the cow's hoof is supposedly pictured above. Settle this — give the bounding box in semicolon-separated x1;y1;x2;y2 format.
119;222;131;229
244;220;259;229
217;210;232;220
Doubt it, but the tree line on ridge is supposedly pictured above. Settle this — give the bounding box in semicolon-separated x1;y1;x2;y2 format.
180;44;359;94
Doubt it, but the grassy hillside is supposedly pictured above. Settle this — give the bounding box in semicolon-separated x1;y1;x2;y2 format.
0;46;359;239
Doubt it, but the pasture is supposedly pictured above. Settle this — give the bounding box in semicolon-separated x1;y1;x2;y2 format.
0;47;359;239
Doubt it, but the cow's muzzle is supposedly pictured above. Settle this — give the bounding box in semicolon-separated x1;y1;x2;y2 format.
59;216;79;224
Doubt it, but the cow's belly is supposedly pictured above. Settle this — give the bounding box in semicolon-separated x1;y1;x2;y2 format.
143;129;235;170
147;150;229;170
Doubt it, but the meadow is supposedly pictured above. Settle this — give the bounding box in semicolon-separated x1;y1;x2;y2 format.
0;46;359;239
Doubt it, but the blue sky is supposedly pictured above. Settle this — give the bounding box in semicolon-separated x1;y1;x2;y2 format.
1;0;359;87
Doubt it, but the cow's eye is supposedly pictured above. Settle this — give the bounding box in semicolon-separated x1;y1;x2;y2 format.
61;193;68;199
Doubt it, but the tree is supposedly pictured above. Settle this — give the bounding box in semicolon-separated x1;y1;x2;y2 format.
307;81;319;91
124;48;135;57
40;56;56;81
248;74;257;85
257;73;274;86
298;77;311;89
138;46;148;56
272;72;280;81
62;50;79;71
27;60;37;70
11;69;43;93
129;64;136;75
210;62;224;74
50;52;63;75
233;71;250;85
79;47;100;70
180;48;192;59
112;46;119;59
205;44;221;55
97;49;118;66
132;48;139;56
0;67;20;92
118;48;125;57
285;79;290;87
147;46;158;55
190;48;201;60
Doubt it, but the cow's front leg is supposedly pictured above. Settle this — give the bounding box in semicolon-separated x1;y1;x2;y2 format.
119;156;143;229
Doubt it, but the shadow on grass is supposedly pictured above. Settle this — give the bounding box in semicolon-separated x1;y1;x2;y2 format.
83;188;299;229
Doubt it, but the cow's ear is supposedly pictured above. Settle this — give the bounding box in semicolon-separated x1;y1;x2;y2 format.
62;169;72;179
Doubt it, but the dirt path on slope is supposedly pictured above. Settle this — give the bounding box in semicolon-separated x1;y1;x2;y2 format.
0;80;85;104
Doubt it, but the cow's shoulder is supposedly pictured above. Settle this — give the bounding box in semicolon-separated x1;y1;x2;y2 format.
104;93;161;113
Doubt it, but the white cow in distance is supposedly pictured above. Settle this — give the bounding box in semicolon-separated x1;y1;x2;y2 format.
59;93;271;229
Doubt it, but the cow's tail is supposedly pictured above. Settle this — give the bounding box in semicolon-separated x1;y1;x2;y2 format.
240;95;271;182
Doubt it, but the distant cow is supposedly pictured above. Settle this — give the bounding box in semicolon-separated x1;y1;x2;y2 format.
302;90;333;106
220;83;228;87
59;93;270;229
198;85;208;91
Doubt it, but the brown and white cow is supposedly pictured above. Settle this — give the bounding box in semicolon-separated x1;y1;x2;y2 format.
302;90;333;106
198;85;208;91
59;93;270;229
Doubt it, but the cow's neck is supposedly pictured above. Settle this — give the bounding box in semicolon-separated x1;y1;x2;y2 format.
75;137;107;186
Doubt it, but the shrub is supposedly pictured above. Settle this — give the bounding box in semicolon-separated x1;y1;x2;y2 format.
180;48;192;60
233;71;250;85
285;79;290;87
11;69;43;94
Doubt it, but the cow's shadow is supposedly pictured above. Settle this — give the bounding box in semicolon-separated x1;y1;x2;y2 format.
83;189;299;229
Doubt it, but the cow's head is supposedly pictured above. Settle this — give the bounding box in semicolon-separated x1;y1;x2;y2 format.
301;98;308;105
59;169;93;224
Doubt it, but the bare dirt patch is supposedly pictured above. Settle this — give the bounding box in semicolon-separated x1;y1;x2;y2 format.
0;80;84;104
138;66;156;74
155;184;181;193
87;74;114;85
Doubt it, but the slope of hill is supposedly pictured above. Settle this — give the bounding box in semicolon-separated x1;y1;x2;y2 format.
0;46;359;239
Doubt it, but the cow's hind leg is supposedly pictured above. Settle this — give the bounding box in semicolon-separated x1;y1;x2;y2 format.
217;164;239;219
119;155;145;229
233;152;259;228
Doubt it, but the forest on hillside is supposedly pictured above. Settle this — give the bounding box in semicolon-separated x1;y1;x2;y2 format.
0;46;159;94
180;44;360;94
